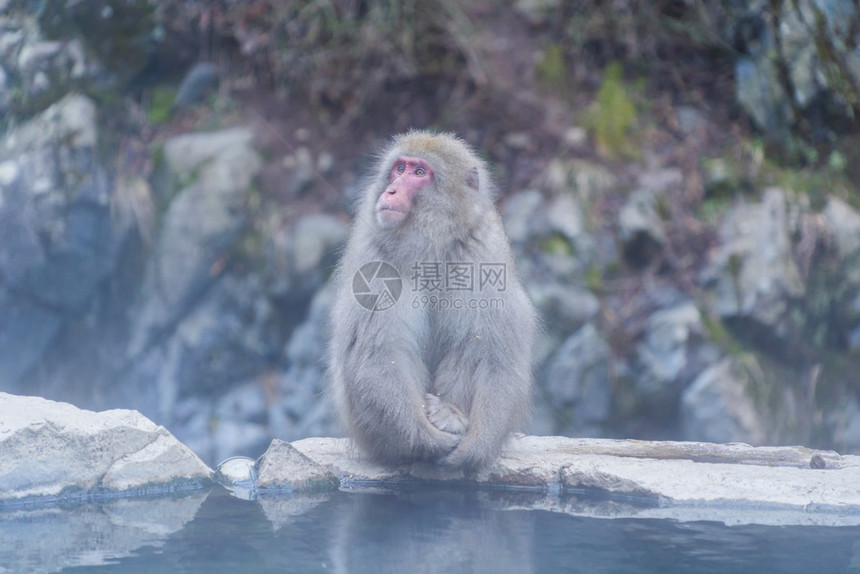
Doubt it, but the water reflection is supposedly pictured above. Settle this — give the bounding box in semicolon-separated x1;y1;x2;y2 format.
2;487;860;573
329;489;534;574
0;492;206;574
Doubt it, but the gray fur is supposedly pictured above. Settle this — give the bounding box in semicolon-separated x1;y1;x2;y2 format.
329;131;537;469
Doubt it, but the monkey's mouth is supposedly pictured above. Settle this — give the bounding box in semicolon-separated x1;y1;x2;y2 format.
376;206;408;226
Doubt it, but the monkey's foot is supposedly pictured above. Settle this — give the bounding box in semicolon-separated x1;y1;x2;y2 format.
424;393;469;435
439;442;486;470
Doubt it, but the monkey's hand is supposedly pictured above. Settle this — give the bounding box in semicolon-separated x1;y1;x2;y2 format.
424;393;469;435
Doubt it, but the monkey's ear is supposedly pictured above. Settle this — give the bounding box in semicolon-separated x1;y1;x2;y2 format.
466;166;480;191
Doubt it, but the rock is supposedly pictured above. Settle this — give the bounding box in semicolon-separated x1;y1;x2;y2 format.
824;196;860;260
735;56;792;136
0;93;117;312
547;194;588;244
255;439;339;492
0;21;23;64
130;127;262;356
0;289;61;388
35;0;154;90
14;36;98;107
0;93;122;389
502;189;544;245
119;271;278;428
640;303;701;384
7;88;97;146
272;284;338;442
618;169;683;269
681;358;768;445
0;393;212;503
824;201;860;339
0;8;118;117
174;62;219;109
540;323;612;434
502;189;596;282
285;284;332;368
731;0;860;138
18;40;61;75
118;268;289;452
700;188;804;331
291;214;348;278
502;170;607;339
778;0;857;105
618;187;666;268
128;275;335;466
633;300;718;402
528;282;599;338
281;435;860;522
149;281;337;467
503;190;590;252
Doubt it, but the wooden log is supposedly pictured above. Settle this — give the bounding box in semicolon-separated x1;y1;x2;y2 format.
536;437;843;469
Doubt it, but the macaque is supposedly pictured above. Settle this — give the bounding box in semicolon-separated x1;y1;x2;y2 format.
329;131;536;470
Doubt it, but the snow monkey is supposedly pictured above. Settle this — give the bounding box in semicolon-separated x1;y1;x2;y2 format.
329;131;537;470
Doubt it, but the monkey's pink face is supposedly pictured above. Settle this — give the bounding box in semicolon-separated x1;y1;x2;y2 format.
375;156;434;228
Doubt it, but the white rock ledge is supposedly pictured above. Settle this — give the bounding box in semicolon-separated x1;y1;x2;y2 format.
255;435;860;525
0;393;213;504
5;391;860;527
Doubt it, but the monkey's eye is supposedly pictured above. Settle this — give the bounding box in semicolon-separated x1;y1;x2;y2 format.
415;167;426;176
396;164;406;174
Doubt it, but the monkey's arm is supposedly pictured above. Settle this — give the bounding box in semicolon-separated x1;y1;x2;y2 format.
332;315;462;464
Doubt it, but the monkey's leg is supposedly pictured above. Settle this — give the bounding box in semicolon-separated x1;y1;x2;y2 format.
440;365;531;470
424;393;469;435
344;365;463;464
